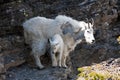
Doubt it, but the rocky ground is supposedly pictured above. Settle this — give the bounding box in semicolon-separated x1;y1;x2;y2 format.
6;65;72;80
0;0;120;80
77;58;120;80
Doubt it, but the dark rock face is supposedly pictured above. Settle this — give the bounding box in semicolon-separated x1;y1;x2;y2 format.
0;0;120;80
0;0;118;36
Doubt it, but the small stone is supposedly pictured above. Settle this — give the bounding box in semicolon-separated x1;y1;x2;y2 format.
8;74;12;78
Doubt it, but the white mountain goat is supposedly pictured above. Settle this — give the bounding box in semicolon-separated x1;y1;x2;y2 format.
23;15;95;69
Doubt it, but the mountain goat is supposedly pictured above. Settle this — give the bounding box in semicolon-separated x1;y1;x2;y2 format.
49;33;82;68
23;15;95;69
49;19;95;68
49;34;64;67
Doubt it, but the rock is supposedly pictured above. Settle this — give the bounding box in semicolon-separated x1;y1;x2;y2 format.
0;54;6;80
0;1;33;36
0;46;2;53
0;36;26;71
0;0;119;36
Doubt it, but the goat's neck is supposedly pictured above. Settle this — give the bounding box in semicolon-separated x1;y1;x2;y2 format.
74;30;84;41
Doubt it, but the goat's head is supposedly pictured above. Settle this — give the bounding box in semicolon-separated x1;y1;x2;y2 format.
60;18;95;44
83;18;95;44
49;34;61;53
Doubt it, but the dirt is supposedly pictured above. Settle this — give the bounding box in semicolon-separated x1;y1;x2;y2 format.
6;65;72;80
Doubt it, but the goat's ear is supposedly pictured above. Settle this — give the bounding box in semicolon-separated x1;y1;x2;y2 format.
48;38;51;43
55;42;59;46
49;38;53;44
60;22;73;35
85;18;91;29
48;39;50;43
90;18;94;27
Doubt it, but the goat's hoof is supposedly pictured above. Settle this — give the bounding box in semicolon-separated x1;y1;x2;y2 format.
58;65;62;68
52;64;57;67
38;67;45;70
63;67;68;69
37;66;45;70
57;66;60;68
63;66;68;69
52;66;57;68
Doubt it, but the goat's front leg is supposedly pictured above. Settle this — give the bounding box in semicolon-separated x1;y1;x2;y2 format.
50;51;57;67
58;51;63;67
62;53;68;68
33;54;45;69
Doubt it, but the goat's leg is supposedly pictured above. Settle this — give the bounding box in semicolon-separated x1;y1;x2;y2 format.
31;39;47;69
33;54;44;69
58;51;63;67
62;55;68;68
50;51;57;67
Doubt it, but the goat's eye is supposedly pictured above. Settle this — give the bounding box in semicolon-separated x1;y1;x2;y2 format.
55;43;59;46
68;47;71;50
87;31;90;33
